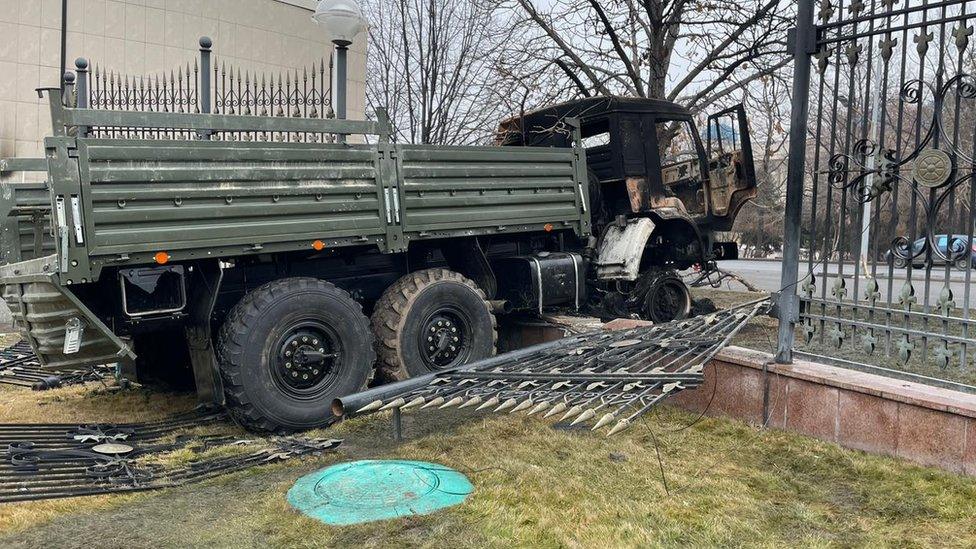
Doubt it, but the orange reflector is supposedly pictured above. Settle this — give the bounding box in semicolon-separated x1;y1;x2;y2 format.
154;252;170;265
312;240;326;251
544;223;554;233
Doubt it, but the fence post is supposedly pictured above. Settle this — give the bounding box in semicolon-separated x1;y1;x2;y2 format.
199;36;213;140
775;0;816;364
199;36;212;114
62;71;75;108
74;58;89;137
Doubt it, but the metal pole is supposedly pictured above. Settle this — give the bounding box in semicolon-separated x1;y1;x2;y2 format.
199;36;213;140
59;0;67;92
334;41;349;144
74;58;88;108
392;407;403;442
199;37;212;114
775;0;816;364
75;58;89;138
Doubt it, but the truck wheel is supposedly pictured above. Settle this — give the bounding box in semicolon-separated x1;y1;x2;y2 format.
641;271;692;323
372;269;496;382
216;278;374;432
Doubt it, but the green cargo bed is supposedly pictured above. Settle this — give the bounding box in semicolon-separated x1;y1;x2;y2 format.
35;92;588;284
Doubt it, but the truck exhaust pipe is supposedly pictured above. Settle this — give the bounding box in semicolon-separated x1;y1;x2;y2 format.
488;300;513;314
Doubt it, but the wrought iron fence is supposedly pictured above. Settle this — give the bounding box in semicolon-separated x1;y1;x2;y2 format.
64;37;335;142
779;0;976;392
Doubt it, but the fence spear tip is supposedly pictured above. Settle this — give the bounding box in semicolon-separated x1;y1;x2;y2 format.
543;402;567;418
527;401;550;416
475;396;499;411
606;419;631;437
401;396;426;410
510;399;533;413
379;397;405;411
570;409;596;426
560;405;583;422
495;398;518;412
458;396;482;409
592;413;615;431
438;396;464;409
355;400;384;414
420;396;445;409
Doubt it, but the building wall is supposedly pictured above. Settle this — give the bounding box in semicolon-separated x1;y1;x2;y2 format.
0;0;367;161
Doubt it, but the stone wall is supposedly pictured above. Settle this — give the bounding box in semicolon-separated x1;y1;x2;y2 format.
672;347;976;476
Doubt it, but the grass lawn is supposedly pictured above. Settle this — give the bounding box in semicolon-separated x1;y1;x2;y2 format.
1;374;975;548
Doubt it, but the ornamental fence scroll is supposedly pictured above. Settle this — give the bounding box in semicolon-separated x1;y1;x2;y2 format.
780;0;976;392
62;37;336;143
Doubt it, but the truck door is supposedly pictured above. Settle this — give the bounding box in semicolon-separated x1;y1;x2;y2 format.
704;104;758;228
651;117;709;217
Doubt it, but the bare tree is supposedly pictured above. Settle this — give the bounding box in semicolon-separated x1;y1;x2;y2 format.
497;0;793;114
364;0;518;145
729;74;791;253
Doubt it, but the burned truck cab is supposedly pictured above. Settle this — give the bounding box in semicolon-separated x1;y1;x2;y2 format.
497;97;758;321
497;97;757;269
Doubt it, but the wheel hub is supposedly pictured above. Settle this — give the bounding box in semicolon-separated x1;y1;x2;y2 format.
276;328;339;392
420;313;467;369
644;276;690;323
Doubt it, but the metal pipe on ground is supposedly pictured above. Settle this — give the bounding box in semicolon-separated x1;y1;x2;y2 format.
331;335;581;417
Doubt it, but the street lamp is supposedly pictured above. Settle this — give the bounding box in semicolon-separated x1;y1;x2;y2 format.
313;0;365;126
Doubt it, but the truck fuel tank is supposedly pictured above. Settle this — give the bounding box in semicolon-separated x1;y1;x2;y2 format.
492;252;585;314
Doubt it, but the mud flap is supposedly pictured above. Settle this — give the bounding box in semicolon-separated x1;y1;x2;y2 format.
183;260;224;405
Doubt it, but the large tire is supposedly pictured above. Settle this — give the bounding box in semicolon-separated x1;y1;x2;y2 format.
371;269;496;382
216;278;374;432
640;271;692;323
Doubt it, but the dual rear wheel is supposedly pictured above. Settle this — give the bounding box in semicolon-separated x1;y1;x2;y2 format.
216;270;496;432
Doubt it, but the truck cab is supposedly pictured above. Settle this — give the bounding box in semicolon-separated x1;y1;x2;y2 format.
496;97;757;268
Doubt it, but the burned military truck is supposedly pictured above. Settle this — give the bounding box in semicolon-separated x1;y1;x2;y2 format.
0;90;755;432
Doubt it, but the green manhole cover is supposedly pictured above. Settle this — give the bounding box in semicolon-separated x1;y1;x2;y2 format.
287;460;473;525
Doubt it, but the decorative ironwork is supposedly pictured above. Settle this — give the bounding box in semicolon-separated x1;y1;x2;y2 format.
68;37;335;142
336;300;768;437
0;340;114;390
0;409;341;503
213;60;334;143
784;0;976;390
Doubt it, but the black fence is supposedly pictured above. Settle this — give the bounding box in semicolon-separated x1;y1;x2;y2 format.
779;0;976;392
63;37;336;142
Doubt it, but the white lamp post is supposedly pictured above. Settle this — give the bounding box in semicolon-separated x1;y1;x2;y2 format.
313;0;366;127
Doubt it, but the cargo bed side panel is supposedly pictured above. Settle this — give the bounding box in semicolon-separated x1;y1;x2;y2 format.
77;140;389;267
397;146;590;239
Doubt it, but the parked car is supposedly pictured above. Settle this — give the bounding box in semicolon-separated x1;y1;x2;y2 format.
884;234;976;269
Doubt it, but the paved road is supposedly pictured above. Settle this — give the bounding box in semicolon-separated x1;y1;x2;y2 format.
707;259;976;310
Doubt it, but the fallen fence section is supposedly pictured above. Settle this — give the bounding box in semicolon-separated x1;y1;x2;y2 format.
0;408;341;503
335;300;769;436
0;340;115;390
